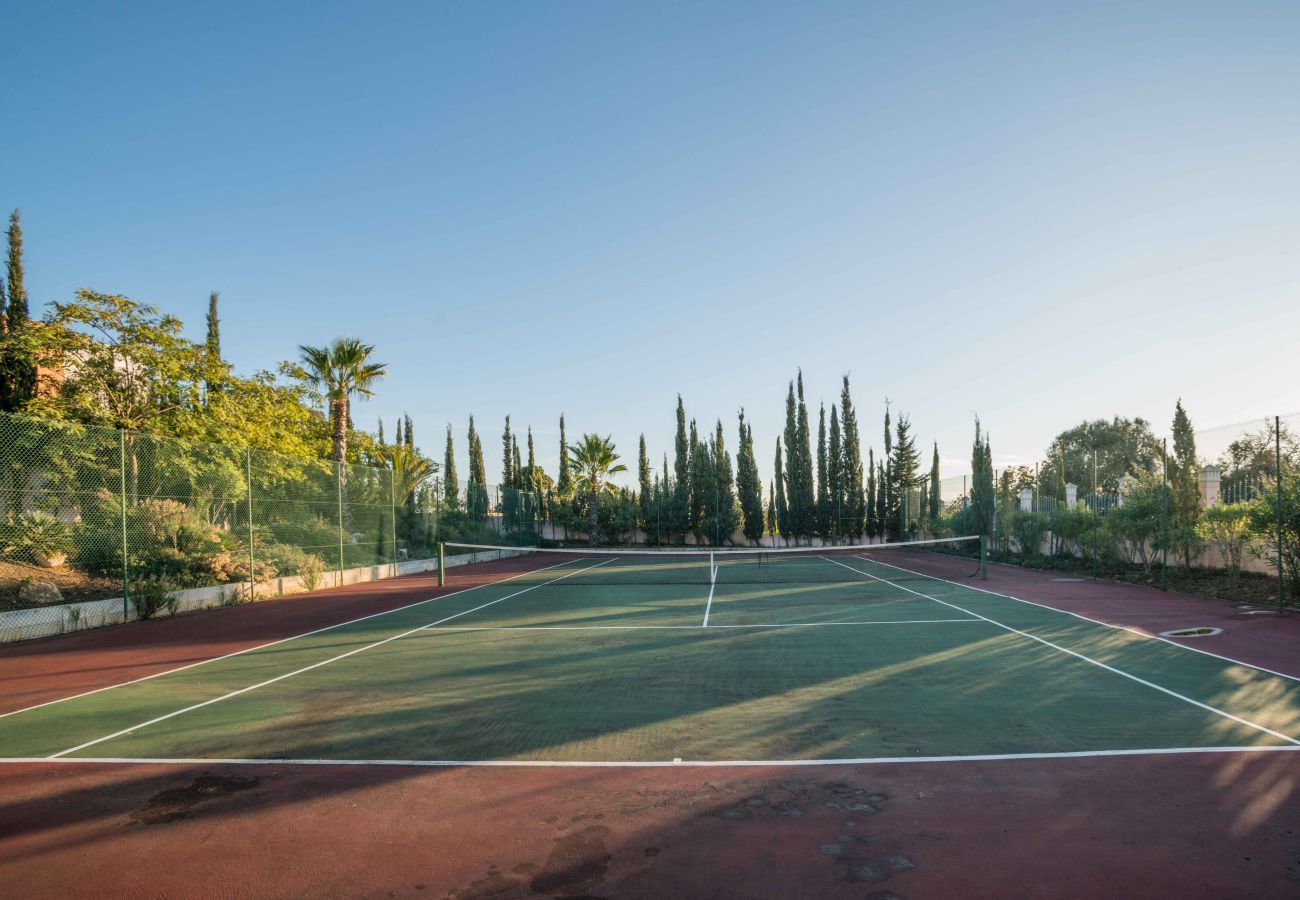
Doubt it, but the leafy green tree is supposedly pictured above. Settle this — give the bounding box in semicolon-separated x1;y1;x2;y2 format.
1107;478;1168;573
839;376;865;539
27;291;220;432
737;410;764;544
443;424;459;510
295;337;387;467
1196;503;1254;581
1040;417;1163;500
569;433;627;546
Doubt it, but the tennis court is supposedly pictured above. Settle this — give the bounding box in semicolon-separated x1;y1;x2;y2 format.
3;540;1297;766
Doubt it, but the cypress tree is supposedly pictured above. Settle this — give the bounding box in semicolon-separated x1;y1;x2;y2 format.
672;396;690;540
929;442;941;521
512;437;522;488
970;417;994;539
557;414;572;495
205;291;221;358
468;415;487;519
737;411;764;545
782;381;800;539
774;437;790;544
1170;400;1200;566
889;414;919;539
717;418;738;543
874;460;887;539
444;424;459;510
828;405;843;542
379;418;387;448
766;483;776;537
404;414;414;449
816;404;831;540
866;448;877;538
794;371;815;540
1;210;35;411
638;434;653;541
882;401;893;537
840;376;865;539
501;415;514;488
0;275;7;336
689;419;709;536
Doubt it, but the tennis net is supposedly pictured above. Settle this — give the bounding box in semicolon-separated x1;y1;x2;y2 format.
442;536;983;585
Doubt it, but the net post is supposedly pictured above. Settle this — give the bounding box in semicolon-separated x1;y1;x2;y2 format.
979;534;988;580
438;542;446;587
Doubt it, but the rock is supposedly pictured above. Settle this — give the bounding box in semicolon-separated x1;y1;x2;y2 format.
20;581;64;605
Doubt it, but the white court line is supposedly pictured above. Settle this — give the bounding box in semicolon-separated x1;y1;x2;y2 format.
0;556;586;722
823;556;1300;747
702;579;716;627
3;745;1298;768
420;618;981;632
48;558;618;759
868;554;1300;685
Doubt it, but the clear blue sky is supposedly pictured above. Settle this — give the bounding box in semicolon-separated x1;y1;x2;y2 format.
4;2;1298;489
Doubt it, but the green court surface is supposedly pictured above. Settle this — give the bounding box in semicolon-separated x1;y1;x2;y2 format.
2;553;1299;764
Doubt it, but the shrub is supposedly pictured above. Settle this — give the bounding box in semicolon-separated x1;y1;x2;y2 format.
1006;510;1049;558
131;575;173;621
2;511;74;567
297;553;326;592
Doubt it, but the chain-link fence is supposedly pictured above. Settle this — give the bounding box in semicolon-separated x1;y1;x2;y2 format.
931;413;1300;609
0;413;411;616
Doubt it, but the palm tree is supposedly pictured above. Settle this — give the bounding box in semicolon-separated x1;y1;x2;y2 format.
569;433;627;546
373;442;438;503
296;337;387;466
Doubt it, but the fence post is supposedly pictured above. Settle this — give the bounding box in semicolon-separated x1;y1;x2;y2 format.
336;461;346;587
119;430;129;620
246;449;255;601
389;467;398;577
438;542;445;587
1161;438;1169;591
1276;416;1285;612
979;534;988;580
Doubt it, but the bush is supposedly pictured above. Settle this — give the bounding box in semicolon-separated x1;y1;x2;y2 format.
2;511;74;567
297;553;326;592
1197;502;1255;580
1006;510;1049;558
131;575;173;620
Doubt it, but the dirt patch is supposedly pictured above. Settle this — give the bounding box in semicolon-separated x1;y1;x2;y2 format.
529;825;612;895
129;773;260;825
0;559;121;609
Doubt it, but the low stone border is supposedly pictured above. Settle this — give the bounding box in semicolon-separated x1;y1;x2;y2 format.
0;549;525;645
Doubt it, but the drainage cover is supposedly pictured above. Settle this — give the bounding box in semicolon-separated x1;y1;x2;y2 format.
1158;627;1223;638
